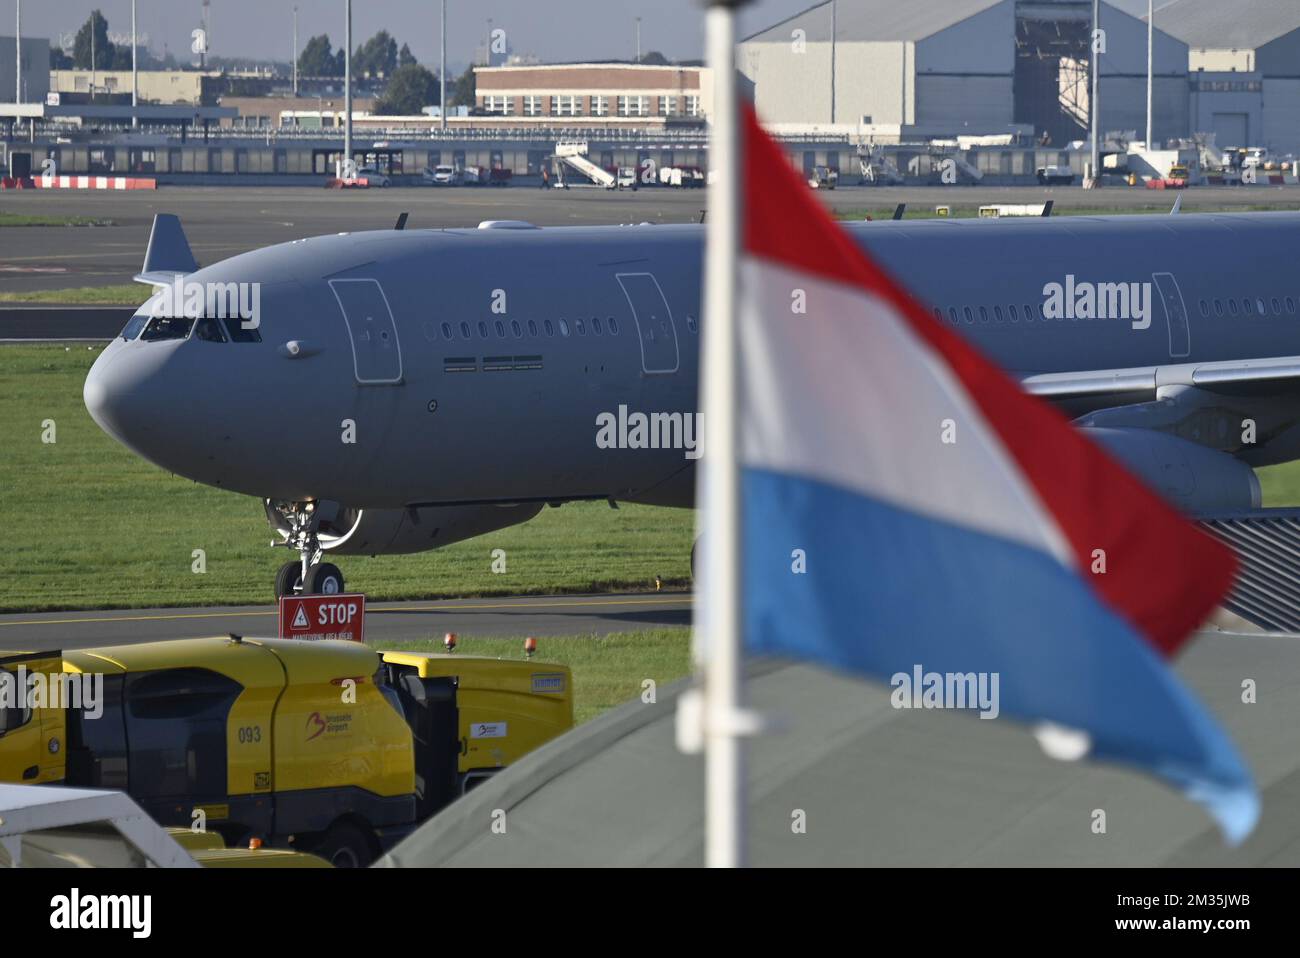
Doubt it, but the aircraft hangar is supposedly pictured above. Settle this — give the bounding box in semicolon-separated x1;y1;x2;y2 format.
739;0;1191;146
1111;0;1300;155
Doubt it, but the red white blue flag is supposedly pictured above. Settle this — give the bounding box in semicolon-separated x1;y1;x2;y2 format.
735;105;1257;841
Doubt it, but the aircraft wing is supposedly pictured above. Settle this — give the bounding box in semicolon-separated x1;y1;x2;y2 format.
1022;356;1300;406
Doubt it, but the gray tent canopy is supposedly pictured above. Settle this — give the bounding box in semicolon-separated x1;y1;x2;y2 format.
381;630;1300;867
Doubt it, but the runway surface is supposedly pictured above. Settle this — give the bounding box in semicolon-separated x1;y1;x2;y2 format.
0;306;132;340
0;591;692;652
2;183;1298;295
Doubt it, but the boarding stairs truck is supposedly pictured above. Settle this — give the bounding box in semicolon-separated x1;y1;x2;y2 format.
555;142;616;188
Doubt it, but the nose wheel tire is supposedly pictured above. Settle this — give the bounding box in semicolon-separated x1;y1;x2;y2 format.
274;561;304;599
304;562;345;595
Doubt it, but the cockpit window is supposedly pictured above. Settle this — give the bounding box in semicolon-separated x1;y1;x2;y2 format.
194;317;227;342
139;315;195;341
120;313;150;341
221;317;262;342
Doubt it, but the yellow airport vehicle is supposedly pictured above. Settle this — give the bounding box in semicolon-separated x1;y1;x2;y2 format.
0;637;573;866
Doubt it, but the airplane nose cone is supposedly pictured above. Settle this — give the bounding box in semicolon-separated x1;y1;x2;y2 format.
84;344;126;442
84;339;173;454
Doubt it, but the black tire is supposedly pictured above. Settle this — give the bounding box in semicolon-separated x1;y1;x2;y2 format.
312;821;375;868
304;562;345;595
274;561;303;599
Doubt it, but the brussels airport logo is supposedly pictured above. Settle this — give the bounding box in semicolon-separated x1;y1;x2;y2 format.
595;405;703;460
1042;275;1152;330
890;664;1000;719
148;276;262;330
305;710;352;741
0;667;103;720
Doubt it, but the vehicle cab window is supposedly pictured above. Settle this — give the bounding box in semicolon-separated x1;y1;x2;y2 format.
0;670;31;732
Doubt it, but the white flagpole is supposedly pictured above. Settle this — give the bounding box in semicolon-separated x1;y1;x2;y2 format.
700;0;747;868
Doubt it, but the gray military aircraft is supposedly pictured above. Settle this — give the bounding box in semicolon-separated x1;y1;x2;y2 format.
84;211;1300;598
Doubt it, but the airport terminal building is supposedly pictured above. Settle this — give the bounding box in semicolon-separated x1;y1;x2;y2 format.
5;1;1300;185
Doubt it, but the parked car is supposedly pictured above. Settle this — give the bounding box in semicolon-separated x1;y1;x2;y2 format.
356;166;391;187
423;164;463;186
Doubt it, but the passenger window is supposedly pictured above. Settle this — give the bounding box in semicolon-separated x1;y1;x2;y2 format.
1272;298;1281;315
933;308;943;324
441;322;453;339
993;305;1004;324
1229;299;1238;316
1214;299;1223;317
495;320;506;337
460;322;471;338
1009;304;1019;323
194;317;226;342
1288;298;1296;315
544;319;555;336
963;307;974;324
528;320;538;336
223;318;261;342
1024;303;1035;322
1259;298;1268;316
511;320;522;338
559;319;570;337
575;318;586;335
477;321;488;338
978;306;989;324
592;317;603;335
947;307;958;325
684;316;695;333
610;316;620;335
1199;300;1209;317
1244;299;1254;316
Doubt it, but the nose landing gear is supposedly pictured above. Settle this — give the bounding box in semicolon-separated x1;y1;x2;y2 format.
270;500;347;598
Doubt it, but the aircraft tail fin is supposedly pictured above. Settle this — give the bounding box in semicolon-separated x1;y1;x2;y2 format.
134;213;199;286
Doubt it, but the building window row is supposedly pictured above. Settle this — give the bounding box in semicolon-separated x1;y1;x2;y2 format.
479;93;702;118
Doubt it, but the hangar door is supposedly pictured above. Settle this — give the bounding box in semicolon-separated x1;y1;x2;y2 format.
1212;113;1249;149
616;272;680;375
329;278;404;384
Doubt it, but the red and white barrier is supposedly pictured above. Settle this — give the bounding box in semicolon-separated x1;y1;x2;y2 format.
1;175;156;190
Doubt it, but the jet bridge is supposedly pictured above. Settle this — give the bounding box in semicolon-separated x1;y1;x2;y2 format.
555;142;615;189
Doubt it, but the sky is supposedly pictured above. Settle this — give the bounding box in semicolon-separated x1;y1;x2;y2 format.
17;0;814;69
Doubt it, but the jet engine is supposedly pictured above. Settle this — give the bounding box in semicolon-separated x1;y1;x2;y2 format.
1079;427;1261;516
264;500;544;556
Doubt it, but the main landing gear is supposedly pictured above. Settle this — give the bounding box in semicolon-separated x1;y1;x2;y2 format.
270;500;347;598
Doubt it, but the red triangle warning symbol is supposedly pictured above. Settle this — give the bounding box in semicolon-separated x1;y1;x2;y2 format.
291;604;310;630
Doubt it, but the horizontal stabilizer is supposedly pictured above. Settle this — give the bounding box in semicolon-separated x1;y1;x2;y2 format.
134;213;198;286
